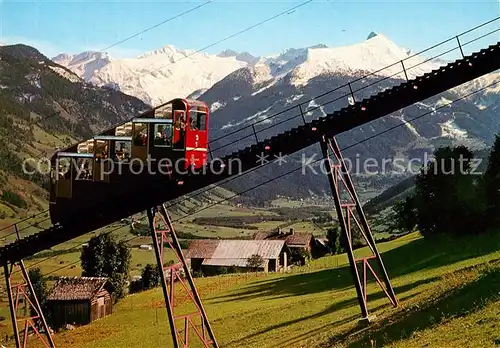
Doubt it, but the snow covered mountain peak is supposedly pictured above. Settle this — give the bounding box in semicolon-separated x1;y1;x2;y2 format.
52;33;443;106
290;32;440;86
52;51;114;81
136;44;199;60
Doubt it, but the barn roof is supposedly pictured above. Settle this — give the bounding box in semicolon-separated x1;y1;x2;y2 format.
184;240;219;259
47;277;109;301
186;239;285;267
253;231;278;240
285;233;314;247
254;230;314;247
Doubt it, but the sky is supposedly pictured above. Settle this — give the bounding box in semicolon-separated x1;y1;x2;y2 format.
0;0;499;59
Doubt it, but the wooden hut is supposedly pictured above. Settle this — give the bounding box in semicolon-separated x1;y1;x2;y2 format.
46;276;112;328
185;239;288;275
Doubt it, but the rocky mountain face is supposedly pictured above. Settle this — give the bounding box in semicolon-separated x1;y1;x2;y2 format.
0;44;148;219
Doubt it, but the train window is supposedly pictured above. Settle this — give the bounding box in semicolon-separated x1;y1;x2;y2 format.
56;158;72;180
76;158;93;180
49;166;57;202
77;139;94;153
133;123;148;146
155;103;173;119
173;111;186;150
116;122;133;136
189;110;207;131
154;124;173;147
114;141;131;162
95;140;109;160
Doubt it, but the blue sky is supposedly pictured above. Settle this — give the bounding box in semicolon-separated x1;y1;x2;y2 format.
0;0;499;59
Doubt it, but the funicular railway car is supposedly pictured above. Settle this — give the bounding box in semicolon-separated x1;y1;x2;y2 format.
49;98;209;226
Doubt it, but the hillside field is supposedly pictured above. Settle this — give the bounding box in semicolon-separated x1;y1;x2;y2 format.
14;229;500;348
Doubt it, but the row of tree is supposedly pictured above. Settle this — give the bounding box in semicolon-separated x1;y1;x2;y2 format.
392;134;500;236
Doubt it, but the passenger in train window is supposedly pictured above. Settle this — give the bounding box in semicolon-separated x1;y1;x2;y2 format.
174;117;186;149
174;116;185;130
154;131;165;145
190;115;198;130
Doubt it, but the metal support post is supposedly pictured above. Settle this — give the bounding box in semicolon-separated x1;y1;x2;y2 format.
147;205;219;348
348;82;356;103
298;104;307;124
401;60;409;81
320;135;398;323
251;124;259;143
3;259;55;347
456;36;465;58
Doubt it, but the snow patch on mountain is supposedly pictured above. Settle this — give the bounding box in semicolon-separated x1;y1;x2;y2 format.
210;101;226;113
435;97;453;108
439;119;468;139
285;94;304;105
48;66;82;83
451;71;500;109
401;116;421;137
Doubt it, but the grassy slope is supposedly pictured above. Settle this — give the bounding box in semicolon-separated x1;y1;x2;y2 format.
22;229;500;348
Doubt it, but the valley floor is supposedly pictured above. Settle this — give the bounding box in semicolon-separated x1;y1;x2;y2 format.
18;229;500;348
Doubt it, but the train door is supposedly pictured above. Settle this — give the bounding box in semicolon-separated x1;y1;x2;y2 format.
173;110;186;151
93;140;110;182
131;122;148;162
186;107;208;169
55;157;73;198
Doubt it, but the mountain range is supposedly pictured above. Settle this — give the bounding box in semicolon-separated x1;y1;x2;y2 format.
2;31;499;208
52;32;453;106
51;32;500;203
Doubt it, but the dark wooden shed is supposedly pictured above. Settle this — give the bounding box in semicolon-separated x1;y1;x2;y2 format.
46;276;113;328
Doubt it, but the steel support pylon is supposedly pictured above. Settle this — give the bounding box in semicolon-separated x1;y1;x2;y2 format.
320;135;398;323
3;259;55;348
146;204;219;348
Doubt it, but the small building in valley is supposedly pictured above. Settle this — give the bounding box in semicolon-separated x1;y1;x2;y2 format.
46;277;113;329
254;228;326;262
185;239;288;275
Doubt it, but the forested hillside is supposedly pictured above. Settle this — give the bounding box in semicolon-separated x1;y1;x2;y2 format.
0;44;148;223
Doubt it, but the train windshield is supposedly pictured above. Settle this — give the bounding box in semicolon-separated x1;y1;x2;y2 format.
189;110;207;131
155;103;173;119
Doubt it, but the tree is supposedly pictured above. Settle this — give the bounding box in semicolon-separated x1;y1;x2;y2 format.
326;226;341;254
389;197;417;232
81;233;131;300
141;264;161;290
246;254;264;271
483;134;500;222
395;145;487;236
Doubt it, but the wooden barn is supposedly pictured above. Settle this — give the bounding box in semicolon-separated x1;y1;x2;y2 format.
46;277;113;328
185;239;288;275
